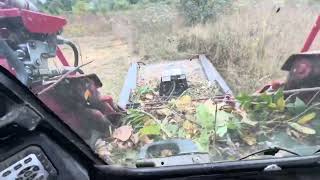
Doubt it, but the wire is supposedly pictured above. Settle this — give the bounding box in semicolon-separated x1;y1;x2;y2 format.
164;81;176;101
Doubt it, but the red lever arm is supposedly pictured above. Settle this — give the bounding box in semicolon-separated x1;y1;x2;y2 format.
301;15;320;52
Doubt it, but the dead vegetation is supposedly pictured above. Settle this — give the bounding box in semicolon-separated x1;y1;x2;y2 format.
63;1;319;97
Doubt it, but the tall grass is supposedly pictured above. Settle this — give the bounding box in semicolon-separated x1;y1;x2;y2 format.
127;0;319;93
64;0;320;94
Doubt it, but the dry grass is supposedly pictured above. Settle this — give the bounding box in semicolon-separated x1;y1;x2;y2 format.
175;1;319;93
126;0;320;94
61;0;320;99
61;14;133;100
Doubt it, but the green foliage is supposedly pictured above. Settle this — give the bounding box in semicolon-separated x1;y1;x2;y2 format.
139;124;161;135
286;97;307;115
113;0;130;10
37;0;74;14
72;0;90;14
236;89;286;112
136;86;154;95
195;130;210;151
125;109;148;128
178;0;233;25
195;103;241;150
196;104;214;129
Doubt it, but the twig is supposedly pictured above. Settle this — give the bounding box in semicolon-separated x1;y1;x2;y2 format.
142;106;167;110
285;92;300;103
277;87;320;95
214;102;218;145
37;60;94;95
307;90;320;106
287;103;320;122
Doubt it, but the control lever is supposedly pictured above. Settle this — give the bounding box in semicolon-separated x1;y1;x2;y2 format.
0;39;30;86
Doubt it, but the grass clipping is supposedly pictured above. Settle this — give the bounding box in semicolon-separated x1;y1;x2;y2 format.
95;82;320;166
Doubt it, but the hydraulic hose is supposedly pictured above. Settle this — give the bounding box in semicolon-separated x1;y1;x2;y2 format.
63;39;80;67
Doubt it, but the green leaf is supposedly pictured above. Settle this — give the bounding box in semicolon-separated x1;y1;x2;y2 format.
196;104;214;129
139;125;161;136
165;124;179;136
227;119;241;130
236;93;253;108
286;97;307;115
195;130;210;152
217;125;228;137
178;128;187;138
259;93;272;105
136;86;153;95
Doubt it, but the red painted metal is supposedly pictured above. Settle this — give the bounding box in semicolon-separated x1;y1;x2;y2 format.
0;8;67;34
56;47;70;66
301;15;320;52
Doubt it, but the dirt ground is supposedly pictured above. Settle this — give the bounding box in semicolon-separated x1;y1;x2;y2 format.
61;34;134;100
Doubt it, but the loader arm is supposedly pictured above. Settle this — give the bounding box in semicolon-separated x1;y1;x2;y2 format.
301;15;320;52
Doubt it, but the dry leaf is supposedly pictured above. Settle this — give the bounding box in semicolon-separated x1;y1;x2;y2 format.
161;149;173;157
175;95;192;111
288;122;316;135
113;125;133;141
297;112;316;125
140;135;154;144
156;108;171;116
241;133;257;145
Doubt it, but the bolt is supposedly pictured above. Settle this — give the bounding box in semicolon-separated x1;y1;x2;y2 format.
36;59;41;65
25;67;32;74
29;41;36;49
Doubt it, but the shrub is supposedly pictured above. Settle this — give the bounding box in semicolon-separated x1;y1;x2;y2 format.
72;0;91;14
113;0;130;10
178;0;233;25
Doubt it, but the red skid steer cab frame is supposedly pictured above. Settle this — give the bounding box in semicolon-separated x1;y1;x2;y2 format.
0;2;122;144
257;15;320;94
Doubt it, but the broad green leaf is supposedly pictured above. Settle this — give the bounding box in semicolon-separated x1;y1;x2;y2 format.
216;125;228;137
195;130;210;152
236;93;253;109
165;124;179;137
298;112;316;125
294;97;307;113
196;104;214;129
214;110;234;127
286;97;307;115
178;128;187;138
288;122;316;135
236;93;252;103
139;125;161;136
227;119;241;130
